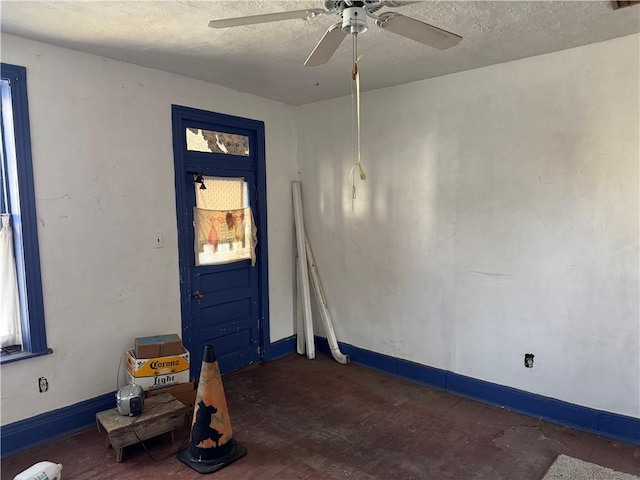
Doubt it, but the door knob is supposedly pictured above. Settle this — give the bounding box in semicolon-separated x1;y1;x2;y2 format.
192;290;204;299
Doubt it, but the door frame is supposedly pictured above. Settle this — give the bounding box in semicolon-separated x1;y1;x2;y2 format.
171;104;271;370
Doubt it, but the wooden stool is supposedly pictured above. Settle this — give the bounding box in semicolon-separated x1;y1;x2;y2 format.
96;392;186;462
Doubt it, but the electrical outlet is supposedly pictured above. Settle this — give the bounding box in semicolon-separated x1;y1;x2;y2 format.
153;233;163;249
524;353;534;368
38;377;49;393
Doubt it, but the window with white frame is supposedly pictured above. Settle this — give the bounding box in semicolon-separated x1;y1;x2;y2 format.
1;63;50;362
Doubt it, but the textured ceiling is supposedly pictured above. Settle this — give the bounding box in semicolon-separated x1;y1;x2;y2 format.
1;1;639;105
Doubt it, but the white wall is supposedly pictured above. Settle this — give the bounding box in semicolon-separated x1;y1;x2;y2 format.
298;34;639;418
0;34;298;425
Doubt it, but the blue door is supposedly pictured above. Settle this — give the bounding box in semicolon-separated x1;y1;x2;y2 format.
172;105;269;381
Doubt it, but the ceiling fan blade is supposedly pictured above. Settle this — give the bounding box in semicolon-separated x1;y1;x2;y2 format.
208;9;325;29
375;12;462;50
379;1;420;6
304;22;347;67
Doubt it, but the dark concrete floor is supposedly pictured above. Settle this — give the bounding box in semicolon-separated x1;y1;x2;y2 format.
2;354;639;479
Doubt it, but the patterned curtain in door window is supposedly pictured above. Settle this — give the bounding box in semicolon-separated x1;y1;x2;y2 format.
194;207;257;266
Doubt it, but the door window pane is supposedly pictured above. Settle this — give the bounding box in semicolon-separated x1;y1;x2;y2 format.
186;128;249;156
196;177;246;211
194;176;255;266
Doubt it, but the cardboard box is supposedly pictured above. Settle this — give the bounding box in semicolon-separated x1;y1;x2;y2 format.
134;338;160;359
126;348;190;391
134;334;183;358
146;381;196;418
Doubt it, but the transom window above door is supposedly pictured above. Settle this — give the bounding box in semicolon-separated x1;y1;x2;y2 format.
186;128;249;156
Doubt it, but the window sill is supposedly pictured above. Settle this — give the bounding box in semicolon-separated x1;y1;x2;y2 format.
1;348;53;365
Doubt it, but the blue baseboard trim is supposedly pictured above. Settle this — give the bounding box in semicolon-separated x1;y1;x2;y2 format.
1;392;116;457
314;336;640;446
266;336;297;362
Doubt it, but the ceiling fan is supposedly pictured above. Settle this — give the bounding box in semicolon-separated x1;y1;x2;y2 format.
208;1;463;66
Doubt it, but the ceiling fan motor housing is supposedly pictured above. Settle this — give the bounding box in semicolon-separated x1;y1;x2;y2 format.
342;6;368;34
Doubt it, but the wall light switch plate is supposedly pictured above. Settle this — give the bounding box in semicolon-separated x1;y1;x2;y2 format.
153;233;164;249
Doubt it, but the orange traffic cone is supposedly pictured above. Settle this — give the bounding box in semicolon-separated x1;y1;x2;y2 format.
178;344;246;473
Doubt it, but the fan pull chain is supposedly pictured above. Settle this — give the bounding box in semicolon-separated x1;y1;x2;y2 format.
349;33;365;210
350;33;356;209
354;55;365;181
349;55;365;182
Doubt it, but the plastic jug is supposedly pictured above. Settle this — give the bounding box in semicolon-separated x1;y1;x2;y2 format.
13;461;62;480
